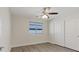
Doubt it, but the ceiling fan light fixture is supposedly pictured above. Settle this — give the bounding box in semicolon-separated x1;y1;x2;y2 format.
42;15;49;19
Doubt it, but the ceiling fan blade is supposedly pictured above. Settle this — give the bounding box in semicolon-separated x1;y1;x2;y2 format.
48;12;58;15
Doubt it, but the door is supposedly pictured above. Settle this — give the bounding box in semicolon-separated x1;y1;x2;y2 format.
54;19;65;46
65;19;79;51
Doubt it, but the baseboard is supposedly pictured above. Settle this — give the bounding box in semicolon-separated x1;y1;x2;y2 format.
49;41;55;44
11;41;49;48
49;41;65;48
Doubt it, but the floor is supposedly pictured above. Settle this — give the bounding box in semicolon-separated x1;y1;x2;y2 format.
11;43;76;52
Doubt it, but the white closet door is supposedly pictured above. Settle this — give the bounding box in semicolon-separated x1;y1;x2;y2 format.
54;19;65;46
65;19;79;51
49;20;55;43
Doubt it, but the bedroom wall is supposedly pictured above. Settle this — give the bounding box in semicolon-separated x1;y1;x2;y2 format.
11;15;49;47
0;7;11;51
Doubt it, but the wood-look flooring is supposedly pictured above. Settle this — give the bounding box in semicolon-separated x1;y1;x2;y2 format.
11;43;76;52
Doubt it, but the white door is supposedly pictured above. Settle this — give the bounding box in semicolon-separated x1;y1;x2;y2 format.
65;19;79;51
54;19;65;46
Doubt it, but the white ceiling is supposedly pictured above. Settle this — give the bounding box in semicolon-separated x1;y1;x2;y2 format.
10;7;79;19
10;7;61;19
10;7;44;18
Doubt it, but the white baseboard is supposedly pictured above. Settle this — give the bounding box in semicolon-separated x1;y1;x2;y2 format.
48;41;55;44
11;41;49;48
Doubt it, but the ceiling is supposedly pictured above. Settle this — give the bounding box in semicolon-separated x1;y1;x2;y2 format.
10;7;43;18
10;7;79;19
10;7;60;19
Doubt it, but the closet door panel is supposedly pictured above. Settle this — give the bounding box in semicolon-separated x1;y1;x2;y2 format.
54;20;65;46
65;20;79;51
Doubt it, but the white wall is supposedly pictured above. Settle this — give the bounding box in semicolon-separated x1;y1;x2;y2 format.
49;20;55;43
0;8;11;52
11;15;49;47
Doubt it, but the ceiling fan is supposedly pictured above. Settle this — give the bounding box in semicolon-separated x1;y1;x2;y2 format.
41;7;58;19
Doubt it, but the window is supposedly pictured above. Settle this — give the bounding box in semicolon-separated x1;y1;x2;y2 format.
29;21;43;35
